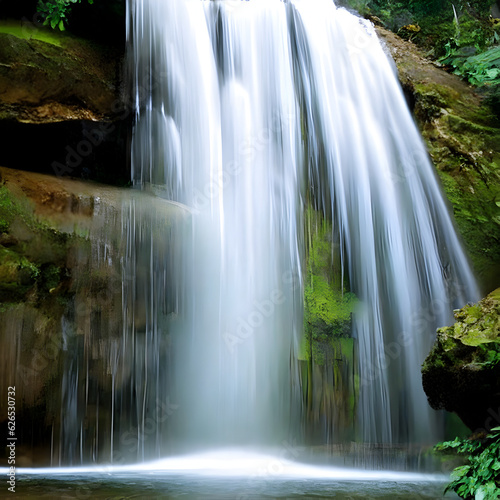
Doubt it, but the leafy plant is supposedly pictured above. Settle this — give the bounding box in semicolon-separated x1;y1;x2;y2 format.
435;427;500;499
37;0;94;31
440;44;500;85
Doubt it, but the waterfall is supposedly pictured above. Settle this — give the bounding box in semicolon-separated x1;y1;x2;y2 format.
288;0;478;443
128;0;304;450
56;0;478;464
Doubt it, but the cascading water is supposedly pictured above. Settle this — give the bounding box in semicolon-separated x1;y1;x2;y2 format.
287;1;479;443
55;0;479;464
128;0;304;450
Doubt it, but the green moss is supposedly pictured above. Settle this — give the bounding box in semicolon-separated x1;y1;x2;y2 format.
0;185;20;233
303;207;358;366
0;21;65;47
424;289;500;373
447;114;500;138
435;161;500;287
0;247;39;301
305;275;357;337
0;183;79;308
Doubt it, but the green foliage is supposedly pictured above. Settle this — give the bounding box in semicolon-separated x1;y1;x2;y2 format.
440;43;500;86
341;0;500;76
366;0;500;94
37;0;94;31
41;264;62;292
477;343;500;367
436;428;500;499
353;0;497;18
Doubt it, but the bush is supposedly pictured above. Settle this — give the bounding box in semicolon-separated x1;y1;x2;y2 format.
37;0;93;31
441;44;500;85
435;428;500;499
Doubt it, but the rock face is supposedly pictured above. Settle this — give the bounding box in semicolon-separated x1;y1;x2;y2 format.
0;30;121;123
0;23;128;183
0;166;187;465
302;208;358;443
422;289;500;432
377;27;500;291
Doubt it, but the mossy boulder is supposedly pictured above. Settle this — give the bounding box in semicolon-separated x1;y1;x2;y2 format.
422;289;500;432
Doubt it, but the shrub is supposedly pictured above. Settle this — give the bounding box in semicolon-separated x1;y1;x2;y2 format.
37;0;93;31
435;427;500;499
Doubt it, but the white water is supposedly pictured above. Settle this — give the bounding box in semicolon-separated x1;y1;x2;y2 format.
288;0;479;443
13;450;448;481
128;0;304;450
53;0;478;465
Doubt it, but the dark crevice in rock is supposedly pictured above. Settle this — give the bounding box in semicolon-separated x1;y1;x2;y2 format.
0;119;130;186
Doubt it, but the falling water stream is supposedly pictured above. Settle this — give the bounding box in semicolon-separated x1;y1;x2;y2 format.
4;0;479;497
125;0;478;454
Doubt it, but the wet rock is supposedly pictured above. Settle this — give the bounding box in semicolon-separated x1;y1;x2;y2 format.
422;289;500;432
0;31;121;123
377;26;500;291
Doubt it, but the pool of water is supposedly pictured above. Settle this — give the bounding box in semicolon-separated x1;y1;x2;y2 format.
3;451;459;499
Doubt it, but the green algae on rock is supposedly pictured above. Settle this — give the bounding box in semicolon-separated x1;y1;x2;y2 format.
301;207;359;442
422;289;500;432
303;207;358;363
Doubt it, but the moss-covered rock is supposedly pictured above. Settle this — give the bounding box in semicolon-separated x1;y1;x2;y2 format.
0;166;189;465
0;247;39;301
301;207;359;442
377;26;500;291
303;208;358;364
422;289;500;432
0;25;122;123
